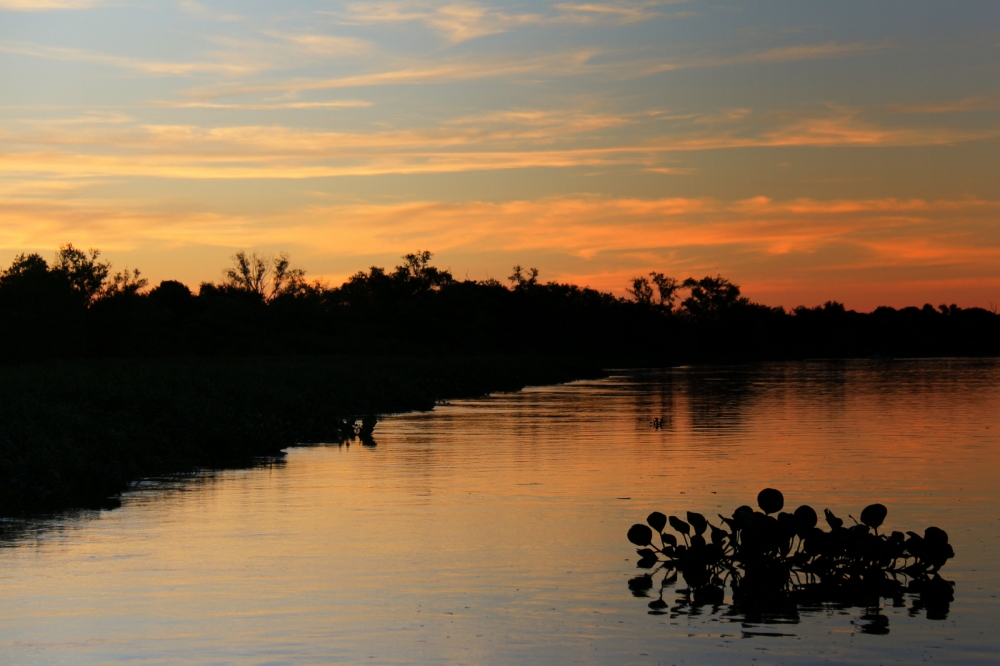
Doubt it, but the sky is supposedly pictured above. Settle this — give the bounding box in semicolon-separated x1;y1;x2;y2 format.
1;0;998;310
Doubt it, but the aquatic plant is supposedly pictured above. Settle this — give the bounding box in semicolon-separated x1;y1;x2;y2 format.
626;489;955;626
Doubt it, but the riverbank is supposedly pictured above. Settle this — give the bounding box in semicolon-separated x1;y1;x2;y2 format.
0;355;605;516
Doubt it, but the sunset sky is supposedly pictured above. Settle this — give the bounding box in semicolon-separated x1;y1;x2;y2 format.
1;1;998;309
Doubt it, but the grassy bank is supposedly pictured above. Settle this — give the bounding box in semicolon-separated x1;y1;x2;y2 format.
0;355;604;516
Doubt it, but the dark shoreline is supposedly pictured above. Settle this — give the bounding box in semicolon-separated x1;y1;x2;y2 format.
0;354;605;517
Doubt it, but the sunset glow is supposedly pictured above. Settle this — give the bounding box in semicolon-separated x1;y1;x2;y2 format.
2;1;998;309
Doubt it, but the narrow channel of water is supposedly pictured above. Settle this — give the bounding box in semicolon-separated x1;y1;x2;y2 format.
2;360;998;664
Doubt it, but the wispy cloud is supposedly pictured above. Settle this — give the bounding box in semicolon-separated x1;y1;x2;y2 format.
445;109;636;136
0;30;370;78
174;38;885;103
555;1;694;24
0;0;102;10
738;41;884;64
154;100;373;110
888;97;1000;114
176;0;240;22
0;41;260;75
2;104;995;183
180;50;599;99
645;41;889;75
662;107;1000;150
261;31;372;56
329;1;693;44
331;1;544;44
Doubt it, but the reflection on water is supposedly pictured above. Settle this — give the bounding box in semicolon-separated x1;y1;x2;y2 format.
1;360;999;664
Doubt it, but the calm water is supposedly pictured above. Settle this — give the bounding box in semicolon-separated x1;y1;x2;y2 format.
2;361;999;664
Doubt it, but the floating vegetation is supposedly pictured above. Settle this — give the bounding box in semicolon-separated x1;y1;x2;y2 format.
626;489;955;631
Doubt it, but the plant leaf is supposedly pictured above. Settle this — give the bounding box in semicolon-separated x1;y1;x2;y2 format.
860;503;888;529
687;511;708;536
627;524;654;547
793;505;818;533
668;515;691;535
757;488;784;515
647;511;667;533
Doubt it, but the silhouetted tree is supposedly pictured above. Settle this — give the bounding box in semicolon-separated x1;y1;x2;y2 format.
509;265;539;289
336;251;454;306
221;250;312;302
222;251;270;298
0;243;998;362
0;253;82;313
101;268;148;299
650;273;680;310
271;252;308;298
0;252;86;357
53;244;110;304
627;276;655;305
149;280;193;309
3;253;49;280
393;250;453;292
627;273;681;309
681;275;748;319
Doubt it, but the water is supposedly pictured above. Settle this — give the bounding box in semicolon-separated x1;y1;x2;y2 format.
2;360;999;664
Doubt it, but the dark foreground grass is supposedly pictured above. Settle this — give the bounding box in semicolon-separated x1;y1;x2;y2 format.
0;355;604;516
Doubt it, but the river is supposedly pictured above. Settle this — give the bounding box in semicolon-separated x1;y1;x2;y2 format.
1;360;998;664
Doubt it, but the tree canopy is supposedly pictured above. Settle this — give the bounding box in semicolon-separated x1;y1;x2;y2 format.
0;246;996;362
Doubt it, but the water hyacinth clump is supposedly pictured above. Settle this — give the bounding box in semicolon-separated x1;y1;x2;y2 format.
626;489;955;626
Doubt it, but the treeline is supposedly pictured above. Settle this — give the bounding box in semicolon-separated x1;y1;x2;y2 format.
1;245;997;362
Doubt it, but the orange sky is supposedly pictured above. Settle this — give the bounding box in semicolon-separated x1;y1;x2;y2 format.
1;1;998;310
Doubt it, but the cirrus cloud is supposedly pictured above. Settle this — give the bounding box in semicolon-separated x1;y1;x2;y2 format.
0;0;102;9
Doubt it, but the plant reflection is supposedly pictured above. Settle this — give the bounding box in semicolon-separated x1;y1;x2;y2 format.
626;489;955;634
329;415;378;446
